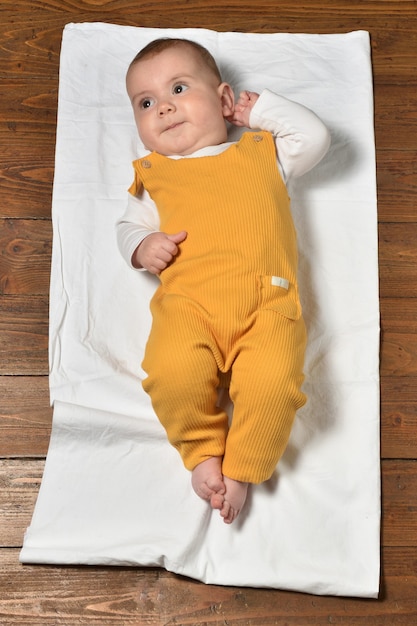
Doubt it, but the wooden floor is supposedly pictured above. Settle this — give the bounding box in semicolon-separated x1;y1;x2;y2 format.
1;0;416;623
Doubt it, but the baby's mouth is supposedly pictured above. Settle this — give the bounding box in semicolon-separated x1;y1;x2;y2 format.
164;121;184;132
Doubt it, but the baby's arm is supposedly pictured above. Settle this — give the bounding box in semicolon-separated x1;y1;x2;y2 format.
116;190;186;274
132;230;187;274
248;89;331;180
228;90;260;127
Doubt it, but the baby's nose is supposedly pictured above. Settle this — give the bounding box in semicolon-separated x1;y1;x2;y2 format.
158;101;175;116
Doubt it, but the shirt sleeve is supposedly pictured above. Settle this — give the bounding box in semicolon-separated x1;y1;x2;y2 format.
115;188;160;270
249;88;331;182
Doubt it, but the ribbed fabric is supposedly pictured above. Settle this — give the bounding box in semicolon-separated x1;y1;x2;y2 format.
135;131;307;483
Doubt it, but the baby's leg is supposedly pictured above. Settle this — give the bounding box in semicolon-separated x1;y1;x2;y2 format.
142;294;229;478
223;310;307;484
219;476;248;524
191;456;226;509
192;460;248;523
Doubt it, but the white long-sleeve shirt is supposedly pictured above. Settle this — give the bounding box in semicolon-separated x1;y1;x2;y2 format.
116;89;330;268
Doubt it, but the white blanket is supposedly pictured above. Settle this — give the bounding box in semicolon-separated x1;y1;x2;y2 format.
20;23;380;598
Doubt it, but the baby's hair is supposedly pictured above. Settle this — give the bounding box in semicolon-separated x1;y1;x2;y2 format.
127;38;223;84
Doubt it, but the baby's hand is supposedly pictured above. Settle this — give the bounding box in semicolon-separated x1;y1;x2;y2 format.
227;91;259;127
133;230;187;274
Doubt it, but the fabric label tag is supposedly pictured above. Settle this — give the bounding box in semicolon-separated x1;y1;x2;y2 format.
271;276;289;290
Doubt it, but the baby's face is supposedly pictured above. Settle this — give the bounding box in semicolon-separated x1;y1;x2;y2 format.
126;46;234;156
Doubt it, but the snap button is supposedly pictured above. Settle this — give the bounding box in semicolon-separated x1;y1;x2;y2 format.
141;159;152;169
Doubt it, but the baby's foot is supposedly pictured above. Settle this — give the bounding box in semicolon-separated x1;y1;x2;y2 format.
220;476;248;524
191;457;226;510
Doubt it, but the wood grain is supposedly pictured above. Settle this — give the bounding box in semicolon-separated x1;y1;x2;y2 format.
0;296;48;374
0;548;416;625
0;377;52;457
381;378;417;459
0;220;52;295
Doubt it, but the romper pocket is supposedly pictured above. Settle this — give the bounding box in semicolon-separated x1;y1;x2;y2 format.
259;275;302;320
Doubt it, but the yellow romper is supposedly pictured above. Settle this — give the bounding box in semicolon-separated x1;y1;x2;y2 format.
130;131;307;484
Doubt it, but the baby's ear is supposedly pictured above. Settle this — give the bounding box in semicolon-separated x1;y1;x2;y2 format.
218;83;235;118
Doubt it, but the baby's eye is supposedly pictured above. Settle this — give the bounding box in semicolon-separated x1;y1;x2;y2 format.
173;83;188;95
140;97;154;110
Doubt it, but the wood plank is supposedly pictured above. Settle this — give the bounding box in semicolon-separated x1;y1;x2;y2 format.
0;458;414;549
382;460;417;547
0;122;55;220
374;84;417;151
0;459;44;547
0;547;416;625
377;150;417;223
381;297;417;334
380;278;416;458
379;224;417;299
0;81;57;125
381;332;417;377
0;0;416;36
0;296;48;375
0;219;51;295
0;376;52;457
381;378;417;459
380;308;417;456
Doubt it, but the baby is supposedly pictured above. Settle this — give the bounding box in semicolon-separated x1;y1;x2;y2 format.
117;38;330;523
